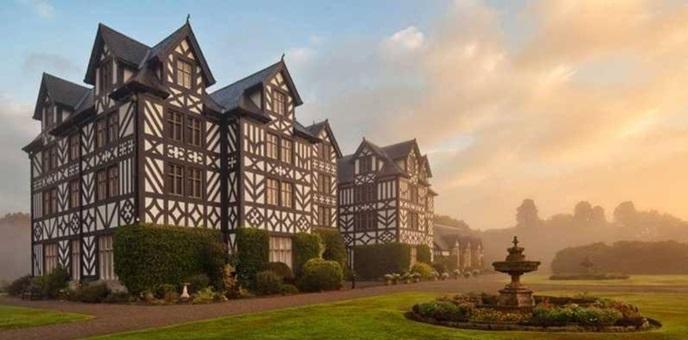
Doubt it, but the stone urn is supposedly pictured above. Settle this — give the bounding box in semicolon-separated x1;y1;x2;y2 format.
492;236;540;310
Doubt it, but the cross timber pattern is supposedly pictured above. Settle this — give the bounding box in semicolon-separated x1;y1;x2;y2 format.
26;24;342;280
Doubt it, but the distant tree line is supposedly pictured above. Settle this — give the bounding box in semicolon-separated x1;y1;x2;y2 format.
551;241;688;274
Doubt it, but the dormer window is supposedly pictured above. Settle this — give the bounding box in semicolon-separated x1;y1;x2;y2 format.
359;156;372;173
176;59;192;88
273;91;286;115
100;61;111;93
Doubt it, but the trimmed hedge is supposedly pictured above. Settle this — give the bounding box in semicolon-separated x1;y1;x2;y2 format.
293;232;322;278
417;244;432;264
265;262;294;283
297;258;343;292
314;228;348;272
353;243;412;280
113;224;223;294
235;227;269;289
255;270;282;295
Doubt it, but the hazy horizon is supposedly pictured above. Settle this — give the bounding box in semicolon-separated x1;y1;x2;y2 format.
1;0;687;229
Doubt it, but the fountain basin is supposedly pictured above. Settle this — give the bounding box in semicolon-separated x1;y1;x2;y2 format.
493;260;540;274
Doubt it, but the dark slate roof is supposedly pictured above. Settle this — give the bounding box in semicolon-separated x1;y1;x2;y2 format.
337;155;355;182
33;73;92;119
84;24;150;84
304;120;343;158
337;138;433;183
381;139;417;160
293;120;320;142
210;61;282;113
145;23;215;85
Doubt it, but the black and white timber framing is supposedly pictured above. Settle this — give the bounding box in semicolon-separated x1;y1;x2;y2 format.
337;139;436;257
23;22;341;280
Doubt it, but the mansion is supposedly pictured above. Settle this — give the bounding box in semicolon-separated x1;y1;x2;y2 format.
23;22;435;281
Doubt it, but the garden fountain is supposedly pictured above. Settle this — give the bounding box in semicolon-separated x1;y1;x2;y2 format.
492;236;540;310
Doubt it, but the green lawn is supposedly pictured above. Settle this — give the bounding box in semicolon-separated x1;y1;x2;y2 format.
523;274;688;287
96;291;688;340
0;304;91;330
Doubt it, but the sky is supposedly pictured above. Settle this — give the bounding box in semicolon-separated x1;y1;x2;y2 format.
1;0;687;229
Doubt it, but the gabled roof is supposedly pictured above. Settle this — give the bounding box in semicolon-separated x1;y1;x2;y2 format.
381;139;419;160
304;120;343;158
433;223;482;251
337;138;433;183
84;22;215;86
209;60;302;114
293;120;321;143
33;73;92;120
84;24;150;85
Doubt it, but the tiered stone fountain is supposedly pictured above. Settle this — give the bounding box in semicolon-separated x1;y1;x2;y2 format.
492;236;540;310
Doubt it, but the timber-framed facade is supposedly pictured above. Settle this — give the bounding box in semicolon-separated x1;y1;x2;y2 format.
23;22;341;280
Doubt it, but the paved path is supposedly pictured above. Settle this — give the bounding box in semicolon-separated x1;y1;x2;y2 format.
0;275;504;340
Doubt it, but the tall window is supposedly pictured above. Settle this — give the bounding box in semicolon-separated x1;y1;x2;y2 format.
69;133;79;162
70;240;80;280
69;180;80;209
187;168;203;198
49;146;58;171
107;112;119;143
409;185;418;203
96;119;107;149
100;61;111;93
167;163;184;196
280;138;292;163
266;133;279;159
42;149;50;173
96;169;108;201
98;235;116;280
44;243;58;274
408;212;419;230
319;143;331;161
167;111;184;142
318;174;331;194
273;91;286;115
281;181;293;208
107;166;119;198
176;59;193;88
186;116;202;146
266;178;279;206
43;188;57;216
317;205;331;226
269;236;292;268
359;156;372;173
355;211;376;231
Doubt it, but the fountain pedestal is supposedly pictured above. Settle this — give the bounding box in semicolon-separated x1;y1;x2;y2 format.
492;236;540;310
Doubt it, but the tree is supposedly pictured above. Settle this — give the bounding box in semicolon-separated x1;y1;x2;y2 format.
591;205;606;224
516;199;540;228
614;201;637;226
574;201;593;224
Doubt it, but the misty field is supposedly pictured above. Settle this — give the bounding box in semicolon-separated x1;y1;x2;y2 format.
0;305;90;330
95;291;688;340
517;274;688;287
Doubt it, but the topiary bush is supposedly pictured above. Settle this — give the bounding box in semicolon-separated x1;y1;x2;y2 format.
265;262;294;284
235;227;269;289
416;244;432;264
353;243;411;280
411;262;435;280
297;258;343;292
114;224;224;295
7;275;32;296
279;283;299;295
255;270;283;296
314;228;348;273
293;232;322;278
412;301;471;322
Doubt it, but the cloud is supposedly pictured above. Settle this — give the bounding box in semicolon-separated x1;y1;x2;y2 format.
23;52;81;77
18;0;55;18
0;93;39;215
293;0;688;228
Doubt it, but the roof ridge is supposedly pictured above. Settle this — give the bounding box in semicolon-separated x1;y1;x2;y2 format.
98;23;151;49
43;72;91;90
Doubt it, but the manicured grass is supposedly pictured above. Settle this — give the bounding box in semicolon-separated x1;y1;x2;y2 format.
0;304;91;330
96;291;688;339
523;274;688;287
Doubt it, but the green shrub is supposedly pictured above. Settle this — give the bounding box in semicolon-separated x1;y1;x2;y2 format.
353;243;411;280
7;275;32;296
416;244;432;264
293;232;322;278
531;305;622;327
203;240;228;288
255;270;283;295
265;262;294;283
192;287;217;304
469;308;528;323
34;266;69;298
186;273;210;293
434;255;458;272
410;262;434;280
412;301;470;322
432;262;447;274
155;284;179;301
75;282;110;303
114;224;223;294
279;284;299;295
297;258;343;292
314;228;348;272
235;228;269;289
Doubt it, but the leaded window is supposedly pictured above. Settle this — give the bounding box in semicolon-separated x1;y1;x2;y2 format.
167;163;184;196
266;178;279;205
273;91;286;115
187;167;203;199
266;133;279;159
167;111;184;142
176;59;193;88
280;138;292;164
280;181;293;208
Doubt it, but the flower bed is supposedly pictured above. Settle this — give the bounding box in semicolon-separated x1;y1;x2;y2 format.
407;293;661;332
549;273;630;280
